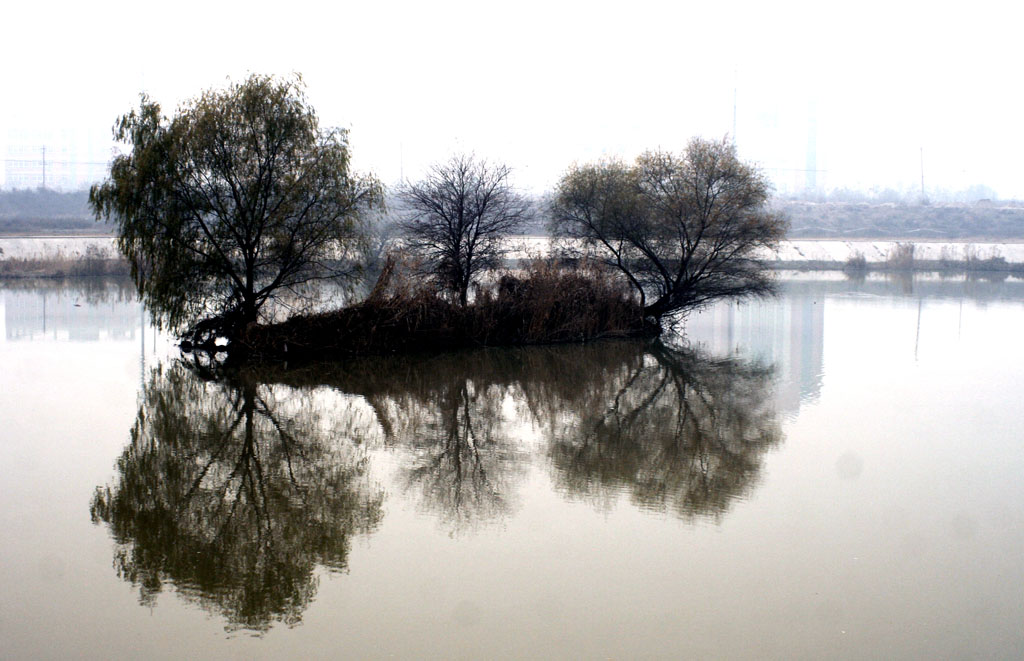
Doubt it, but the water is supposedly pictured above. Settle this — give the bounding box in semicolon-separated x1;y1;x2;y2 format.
503;236;1024;264
4;235;1024;265
1;274;1023;658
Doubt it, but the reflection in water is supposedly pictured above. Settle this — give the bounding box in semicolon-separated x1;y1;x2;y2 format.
544;344;781;520
93;342;780;630
396;379;521;533
277;351;533;535
686;285;824;414
2;277;139;341
272;341;781;527
90;364;384;632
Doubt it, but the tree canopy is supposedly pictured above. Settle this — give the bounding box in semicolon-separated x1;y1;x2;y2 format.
551;137;787;322
399;154;530;306
89;74;383;346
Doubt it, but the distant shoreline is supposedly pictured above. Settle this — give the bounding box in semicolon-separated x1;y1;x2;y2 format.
4;233;1021;245
4;234;1024;280
0;232;115;239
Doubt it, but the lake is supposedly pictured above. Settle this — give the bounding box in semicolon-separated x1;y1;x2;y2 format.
1;273;1022;658
5;235;1024;265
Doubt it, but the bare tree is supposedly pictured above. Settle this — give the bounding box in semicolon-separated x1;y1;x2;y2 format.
399;154;531;306
551;137;788;324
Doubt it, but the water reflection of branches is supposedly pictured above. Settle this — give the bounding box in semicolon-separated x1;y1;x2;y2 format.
1;275;136;304
90;363;384;633
278;352;530;535
545;343;782;521
400;379;520;533
271;340;780;529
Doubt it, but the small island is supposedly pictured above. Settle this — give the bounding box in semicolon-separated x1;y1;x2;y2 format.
89;74;785;363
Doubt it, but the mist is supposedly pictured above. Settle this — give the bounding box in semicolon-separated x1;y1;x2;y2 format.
3;0;1021;199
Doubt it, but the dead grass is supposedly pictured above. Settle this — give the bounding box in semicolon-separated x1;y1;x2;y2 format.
242;255;649;361
0;244;129;279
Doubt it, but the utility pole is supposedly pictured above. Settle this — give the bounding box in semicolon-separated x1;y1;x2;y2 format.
41;146;46;189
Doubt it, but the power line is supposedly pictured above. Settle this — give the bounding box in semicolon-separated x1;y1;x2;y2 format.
2;156;109;190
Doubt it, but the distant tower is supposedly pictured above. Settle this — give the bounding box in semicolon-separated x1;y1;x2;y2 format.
805;100;817;193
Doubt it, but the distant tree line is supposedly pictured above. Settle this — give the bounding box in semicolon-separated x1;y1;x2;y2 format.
779;199;1024;239
782;183;1012;206
0;188;117;235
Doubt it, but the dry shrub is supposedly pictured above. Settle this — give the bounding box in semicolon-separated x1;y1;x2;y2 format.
0;245;129;279
845;250;867;272
474;259;642;344
886;242;916;270
242;255;647;362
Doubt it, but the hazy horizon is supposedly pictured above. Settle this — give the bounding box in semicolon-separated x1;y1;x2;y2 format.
3;0;1020;198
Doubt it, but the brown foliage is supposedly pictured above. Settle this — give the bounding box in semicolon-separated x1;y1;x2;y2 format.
241;256;649;362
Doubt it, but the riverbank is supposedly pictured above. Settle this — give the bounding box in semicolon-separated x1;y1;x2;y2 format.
0;252;128;278
0;238;127;278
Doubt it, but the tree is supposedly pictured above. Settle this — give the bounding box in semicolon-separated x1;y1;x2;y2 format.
89;74;383;347
551;137;787;324
398;154;530;306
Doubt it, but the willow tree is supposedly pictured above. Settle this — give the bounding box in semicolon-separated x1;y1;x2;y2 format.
551;138;787;325
90;74;383;347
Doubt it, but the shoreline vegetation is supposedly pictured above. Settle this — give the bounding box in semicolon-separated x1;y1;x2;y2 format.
198;247;1024;364
0;244;129;279
44;75;1024;363
229;258;653;362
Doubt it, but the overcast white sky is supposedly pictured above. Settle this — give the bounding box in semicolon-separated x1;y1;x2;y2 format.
2;0;1021;197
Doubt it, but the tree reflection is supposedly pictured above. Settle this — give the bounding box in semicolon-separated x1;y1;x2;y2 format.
90;363;384;632
278;352;529;535
270;340;780;529
399;379;519;533
543;343;782;521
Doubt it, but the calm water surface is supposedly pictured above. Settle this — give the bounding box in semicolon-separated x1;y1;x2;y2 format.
1;274;1022;659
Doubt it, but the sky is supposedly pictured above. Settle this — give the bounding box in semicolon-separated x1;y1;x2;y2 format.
2;0;1021;198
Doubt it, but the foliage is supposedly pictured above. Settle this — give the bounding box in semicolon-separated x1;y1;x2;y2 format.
90;363;384;632
845;250;868;273
399;154;530;306
551;137;788;321
89;74;383;345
